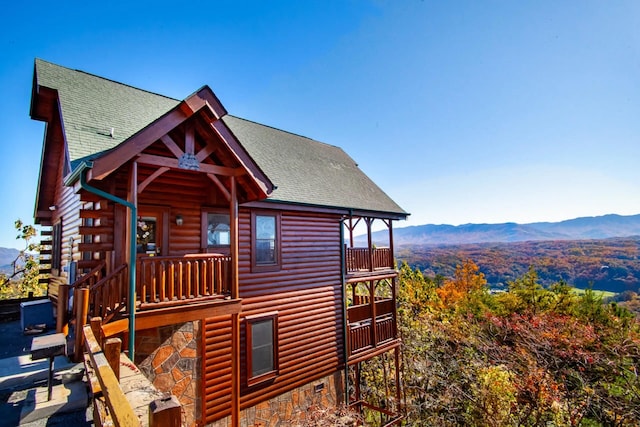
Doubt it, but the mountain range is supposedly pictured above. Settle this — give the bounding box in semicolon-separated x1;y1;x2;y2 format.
365;214;640;246
0;247;19;274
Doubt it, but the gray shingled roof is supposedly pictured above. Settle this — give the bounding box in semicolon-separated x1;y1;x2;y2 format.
222;116;407;215
34;59;180;162
34;59;407;217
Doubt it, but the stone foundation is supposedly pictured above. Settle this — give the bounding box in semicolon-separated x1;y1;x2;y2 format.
207;371;345;427
136;321;201;427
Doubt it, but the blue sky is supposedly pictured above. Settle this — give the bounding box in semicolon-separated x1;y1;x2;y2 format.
1;1;639;249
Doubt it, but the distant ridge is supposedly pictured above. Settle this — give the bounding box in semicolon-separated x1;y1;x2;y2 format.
365;214;640;246
0;247;19;274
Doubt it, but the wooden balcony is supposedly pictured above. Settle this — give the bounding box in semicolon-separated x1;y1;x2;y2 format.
136;253;231;310
345;246;394;275
70;253;233;325
347;296;398;361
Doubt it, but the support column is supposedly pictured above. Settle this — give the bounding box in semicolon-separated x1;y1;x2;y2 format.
229;177;240;427
127;161;138;359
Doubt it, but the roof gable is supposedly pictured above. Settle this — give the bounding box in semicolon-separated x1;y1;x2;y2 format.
31;60;408;219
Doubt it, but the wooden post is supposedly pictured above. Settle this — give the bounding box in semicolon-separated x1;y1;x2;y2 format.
149;395;181;427
57;284;69;335
370;280;377;347
395;346;403;413
90;317;103;348
366;218;374;272
104;338;121;381
74;287;90;362
230;176;240;427
387;219;394;269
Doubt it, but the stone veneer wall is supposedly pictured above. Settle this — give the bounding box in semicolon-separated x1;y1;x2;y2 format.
136;321;201;427
207;371;345;427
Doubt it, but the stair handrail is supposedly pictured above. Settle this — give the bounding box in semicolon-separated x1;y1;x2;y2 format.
72;260;107;290
88;263;128;321
89;263;127;293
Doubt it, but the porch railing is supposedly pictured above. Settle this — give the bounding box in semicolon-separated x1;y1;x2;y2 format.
136;254;231;309
345;247;393;272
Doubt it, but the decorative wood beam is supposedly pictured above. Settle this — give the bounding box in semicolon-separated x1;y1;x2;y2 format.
206;173;231;201
138;167;170;194
136;153;245;177
185;124;194;155
160;135;184;159
196;140;217;162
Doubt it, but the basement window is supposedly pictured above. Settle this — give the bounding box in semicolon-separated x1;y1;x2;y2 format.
246;312;279;386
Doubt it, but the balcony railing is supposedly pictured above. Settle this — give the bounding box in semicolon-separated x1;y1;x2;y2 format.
345;247;393;273
347;298;396;355
136;254;231;310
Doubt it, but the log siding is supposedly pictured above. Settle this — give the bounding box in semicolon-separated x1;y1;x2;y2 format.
236;210;344;410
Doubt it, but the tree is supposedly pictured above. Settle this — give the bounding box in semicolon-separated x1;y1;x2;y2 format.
0;220;43;299
436;259;488;312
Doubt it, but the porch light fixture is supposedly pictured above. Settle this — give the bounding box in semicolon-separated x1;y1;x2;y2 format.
176;215;184;226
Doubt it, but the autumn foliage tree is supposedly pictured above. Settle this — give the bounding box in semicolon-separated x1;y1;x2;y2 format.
396;259;640;426
436;259;488;312
0;220;43;299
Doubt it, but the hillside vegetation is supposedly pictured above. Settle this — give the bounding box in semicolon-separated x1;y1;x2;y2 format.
396;237;640;293
379;261;640;426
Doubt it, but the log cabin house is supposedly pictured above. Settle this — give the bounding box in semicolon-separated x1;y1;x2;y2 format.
30;59;408;426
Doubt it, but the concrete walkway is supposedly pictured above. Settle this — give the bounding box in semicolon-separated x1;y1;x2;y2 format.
0;320;91;426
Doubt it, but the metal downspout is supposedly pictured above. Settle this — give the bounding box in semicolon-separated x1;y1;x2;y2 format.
339;219;350;407
78;167;137;361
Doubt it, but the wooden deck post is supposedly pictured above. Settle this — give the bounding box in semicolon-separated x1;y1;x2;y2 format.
366;218;374;272
370;280;377;347
74;287;90;362
90;317;103;347
149;395;181;427
56;284;69;335
104;338;121;381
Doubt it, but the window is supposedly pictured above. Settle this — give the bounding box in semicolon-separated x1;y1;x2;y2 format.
251;212;281;271
201;210;230;250
246;312;279;386
51;220;62;273
136;216;157;254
